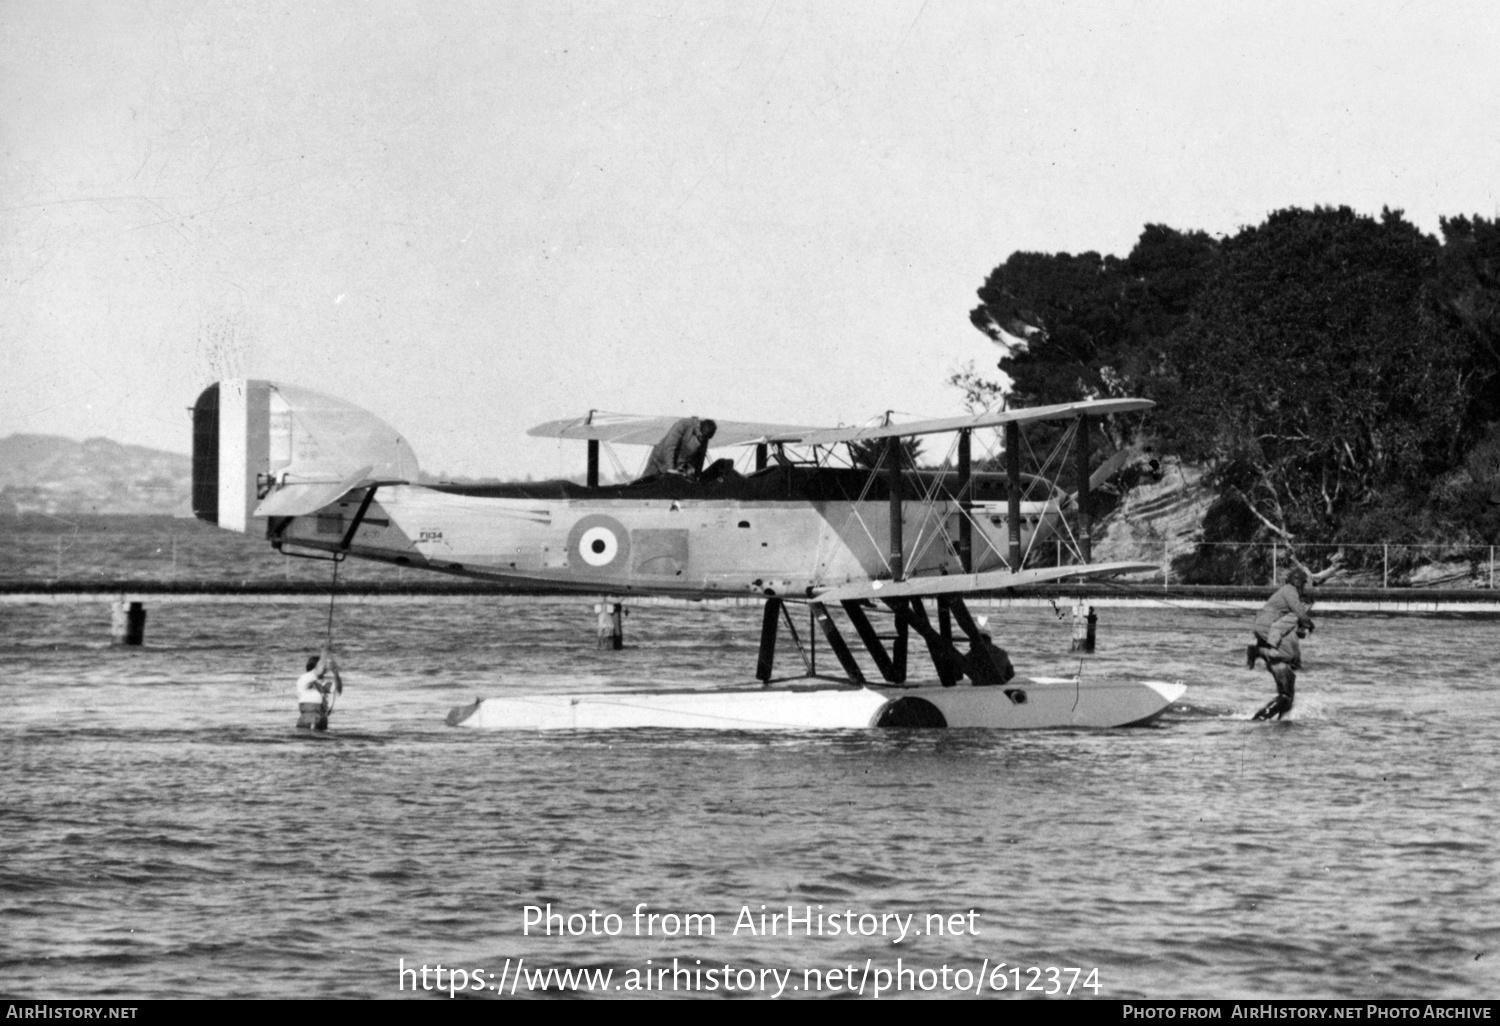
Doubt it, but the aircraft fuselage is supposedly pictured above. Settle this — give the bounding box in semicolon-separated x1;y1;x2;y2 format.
276;470;1061;599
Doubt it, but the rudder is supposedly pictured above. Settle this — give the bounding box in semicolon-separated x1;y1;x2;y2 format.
191;379;420;532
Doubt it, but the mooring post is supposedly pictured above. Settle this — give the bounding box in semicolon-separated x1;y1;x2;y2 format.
595;598;623;650
1070;602;1097;653
110;598;146;646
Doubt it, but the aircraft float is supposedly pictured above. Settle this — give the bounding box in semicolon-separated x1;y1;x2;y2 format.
191;380;1186;730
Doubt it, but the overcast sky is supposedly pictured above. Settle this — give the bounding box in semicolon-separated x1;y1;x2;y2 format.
4;1;1498;480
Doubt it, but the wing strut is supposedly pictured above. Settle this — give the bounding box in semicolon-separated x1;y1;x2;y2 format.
1076;414;1091;562
957;429;973;573
886;436;904;580
1006;421;1022;569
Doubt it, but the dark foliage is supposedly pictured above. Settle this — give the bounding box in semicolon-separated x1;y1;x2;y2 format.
846;437;924;471
964;207;1500;552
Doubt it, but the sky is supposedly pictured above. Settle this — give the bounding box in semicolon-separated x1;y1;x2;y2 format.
4;0;1499;481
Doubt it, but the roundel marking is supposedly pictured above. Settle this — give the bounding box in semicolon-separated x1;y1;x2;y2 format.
579;526;618;566
566;514;631;577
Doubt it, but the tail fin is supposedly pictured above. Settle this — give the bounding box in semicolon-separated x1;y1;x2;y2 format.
191;380;420;532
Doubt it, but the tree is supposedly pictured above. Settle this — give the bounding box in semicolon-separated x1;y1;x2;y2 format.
960;208;1500;571
1157;206;1465;552
846;437;923;471
964;225;1219;487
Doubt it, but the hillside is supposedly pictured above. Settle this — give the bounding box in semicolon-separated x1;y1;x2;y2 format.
0;434;192;516
0;433;578;518
1091;456;1213;571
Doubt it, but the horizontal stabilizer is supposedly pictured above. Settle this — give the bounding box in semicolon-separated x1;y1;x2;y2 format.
253;465;374;518
813;561;1160;603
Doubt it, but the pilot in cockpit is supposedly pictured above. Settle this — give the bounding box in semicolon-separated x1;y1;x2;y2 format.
640;417;717;481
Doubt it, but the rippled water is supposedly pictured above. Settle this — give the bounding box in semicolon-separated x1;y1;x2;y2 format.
2;594;1498;999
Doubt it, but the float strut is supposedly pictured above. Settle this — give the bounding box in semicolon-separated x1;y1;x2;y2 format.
884;598;961;688
946;596;984;643
840;600;901;683
756;598;782;681
813;604;866;684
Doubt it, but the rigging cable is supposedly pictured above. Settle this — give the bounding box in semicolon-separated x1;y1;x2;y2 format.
325;556;340;648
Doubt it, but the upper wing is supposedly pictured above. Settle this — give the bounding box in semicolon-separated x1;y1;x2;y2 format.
812;561;1160;603
526;414;825;448
765;398;1153;447
527;398;1152;448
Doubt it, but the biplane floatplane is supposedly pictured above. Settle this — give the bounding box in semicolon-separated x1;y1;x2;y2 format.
191;380;1186;730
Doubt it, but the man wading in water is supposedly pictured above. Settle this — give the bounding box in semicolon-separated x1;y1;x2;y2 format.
295;647;343;730
1247;557;1341;721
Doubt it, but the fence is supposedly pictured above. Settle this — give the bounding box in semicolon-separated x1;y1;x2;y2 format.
1108;540;1496;589
1036;538;1496;589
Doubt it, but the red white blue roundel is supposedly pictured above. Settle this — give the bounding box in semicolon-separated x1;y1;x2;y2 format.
566;514;631;576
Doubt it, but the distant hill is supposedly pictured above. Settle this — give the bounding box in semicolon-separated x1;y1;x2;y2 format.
0;434;192;516
0;433;596;517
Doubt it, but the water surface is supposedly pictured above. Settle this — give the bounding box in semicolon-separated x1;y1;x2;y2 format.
2;596;1497;999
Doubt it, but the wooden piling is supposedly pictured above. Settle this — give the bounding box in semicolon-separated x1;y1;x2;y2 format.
111;599;146;646
594;599;623;650
1069;602;1096;653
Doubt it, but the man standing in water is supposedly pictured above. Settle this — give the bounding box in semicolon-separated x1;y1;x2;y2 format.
295;647;343;730
1248;558;1340;720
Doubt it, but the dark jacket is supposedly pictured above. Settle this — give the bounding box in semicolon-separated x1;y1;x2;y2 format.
1253;583;1312;645
642;417;712;479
